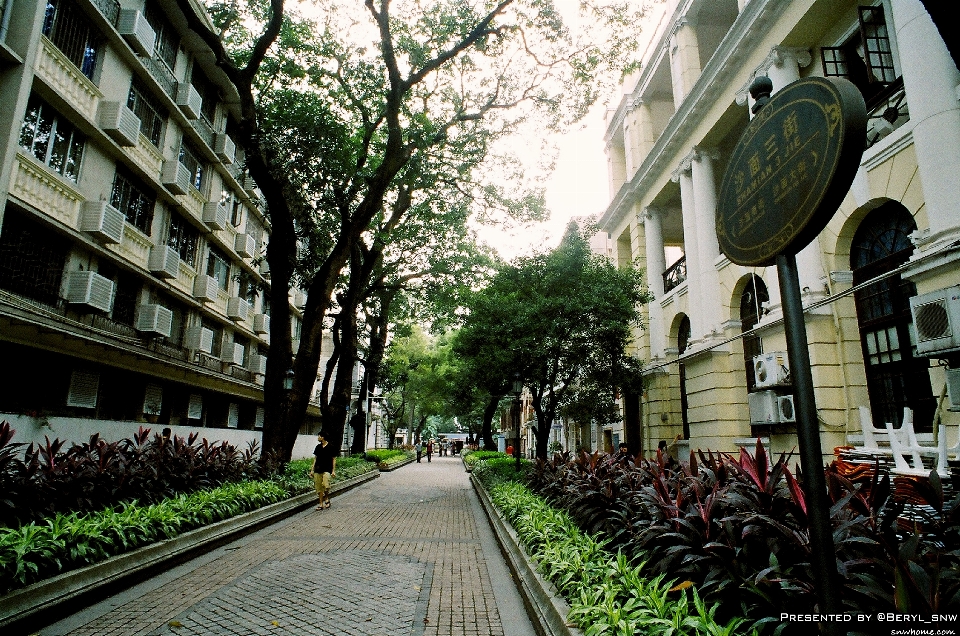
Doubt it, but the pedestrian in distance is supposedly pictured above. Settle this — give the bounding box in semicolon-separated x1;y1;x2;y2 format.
426;440;433;463
415;440;422;463
309;432;337;510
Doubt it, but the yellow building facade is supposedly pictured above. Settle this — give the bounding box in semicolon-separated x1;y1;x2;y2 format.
600;0;960;460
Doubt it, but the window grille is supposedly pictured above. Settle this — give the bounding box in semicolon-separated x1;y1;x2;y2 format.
238;271;258;304
144;1;178;73
19;95;86;182
0;212;68;307
178;143;204;191
110;168;155;234
127;79;165;146
97;261;140;326
206;246;230;290
42;0;102;80
167;214;198;266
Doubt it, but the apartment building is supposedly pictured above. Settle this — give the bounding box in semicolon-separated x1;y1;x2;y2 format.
0;0;319;451
600;0;960;459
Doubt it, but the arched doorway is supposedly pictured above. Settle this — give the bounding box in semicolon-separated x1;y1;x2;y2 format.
850;202;935;430
678;315;691;439
740;275;769;393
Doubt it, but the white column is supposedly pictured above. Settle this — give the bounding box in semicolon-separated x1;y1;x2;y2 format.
796;241;828;299
888;0;960;249
672;158;703;339
690;147;722;337
762;46;812;93
668;17;700;108
642;207;667;358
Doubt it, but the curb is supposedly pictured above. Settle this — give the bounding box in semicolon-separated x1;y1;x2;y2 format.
471;474;583;636
0;470;379;631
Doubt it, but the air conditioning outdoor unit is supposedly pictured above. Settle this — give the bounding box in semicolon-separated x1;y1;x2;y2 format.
227;297;249;322
117;9;156;57
223;342;245;366
184;326;214;353
175;82;202;120
910;285;960;356
235;233;256;258
249;353;267;375
148;245;180;279
947;367;960;412
242;175;257;195
193;275;219;303
136;304;173;337
748;390;796;425
202;200;229;231
753;351;790;389
66;271;115;313
98;101;141;147
252;313;269;334
80;201;125;244
161;160;192;196
213;133;236;164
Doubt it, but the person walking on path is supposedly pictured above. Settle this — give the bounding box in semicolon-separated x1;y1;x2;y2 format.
426;439;433;462
415;440;423;463
309;432;336;510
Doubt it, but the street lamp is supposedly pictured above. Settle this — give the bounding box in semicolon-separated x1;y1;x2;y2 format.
283;368;295;391
512;372;522;472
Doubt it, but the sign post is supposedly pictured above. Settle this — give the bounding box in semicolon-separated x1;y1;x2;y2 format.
717;76;867;630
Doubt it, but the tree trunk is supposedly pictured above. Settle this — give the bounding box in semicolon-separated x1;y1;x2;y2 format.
481;393;501;450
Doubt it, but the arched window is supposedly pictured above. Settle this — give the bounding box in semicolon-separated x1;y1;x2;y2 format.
851;202;934;430
740;275;769;393
677;315;691;440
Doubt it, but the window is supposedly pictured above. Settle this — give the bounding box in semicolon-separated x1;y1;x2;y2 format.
821;5;897;106
144;1;178;73
127;80;165;147
19;96;85;182
238;271;258;304
97;262;140;327
178;143;204;191
0;210;68;307
167;214;198;267
110;168;155;235
41;0;101;80
206;246;230;290
201;318;222;357
191;68;218;126
851;202;935;431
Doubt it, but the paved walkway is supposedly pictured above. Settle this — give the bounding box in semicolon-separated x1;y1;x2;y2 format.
39;455;537;636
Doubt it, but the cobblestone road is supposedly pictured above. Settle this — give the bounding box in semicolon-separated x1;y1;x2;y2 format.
39;455;536;636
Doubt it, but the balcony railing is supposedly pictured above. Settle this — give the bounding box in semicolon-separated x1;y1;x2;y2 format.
230;366;254;382
865;77;908;150
93;0;121;25
143;55;176;98
663;255;687;294
192;116;216;149
91;314;139;339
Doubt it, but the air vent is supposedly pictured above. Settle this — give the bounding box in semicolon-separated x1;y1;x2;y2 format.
227;296;249;322
117;9;156;57
136;304;173;337
223;342;245;366
98;101;141;146
213;133;236;164
66;271;115;313
202;201;229;231
910;285;960;356
148;245;180;279
242;175;257;195
80;201;125;244
185;326;214;352
67;370;99;408
235;233;256;258
175;82;202;120
161;160;192;195
253;313;269;334
193;275;219;303
249;353;267;375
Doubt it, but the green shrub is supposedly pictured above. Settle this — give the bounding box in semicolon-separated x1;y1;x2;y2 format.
462;449;509;471
363;449;409;465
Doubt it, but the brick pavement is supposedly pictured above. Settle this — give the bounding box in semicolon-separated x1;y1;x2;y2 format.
38;455;536;636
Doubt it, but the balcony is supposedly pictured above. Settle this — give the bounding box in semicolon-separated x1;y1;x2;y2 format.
34;36;103;124
663;255;687;294
143;56;176;98
11;152;84;229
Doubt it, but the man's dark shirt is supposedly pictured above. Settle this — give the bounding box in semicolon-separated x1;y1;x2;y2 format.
313;442;335;474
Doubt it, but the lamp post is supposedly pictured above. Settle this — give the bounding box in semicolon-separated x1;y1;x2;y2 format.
512;372;522;473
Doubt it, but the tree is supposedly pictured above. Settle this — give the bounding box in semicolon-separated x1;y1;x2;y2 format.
184;0;651;462
455;221;651;459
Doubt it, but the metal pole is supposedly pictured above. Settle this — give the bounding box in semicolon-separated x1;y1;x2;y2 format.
514;396;521;472
776;253;842;631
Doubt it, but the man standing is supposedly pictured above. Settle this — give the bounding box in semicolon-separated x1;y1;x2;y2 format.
309;432;337;510
415;440;422;463
426;439;433;463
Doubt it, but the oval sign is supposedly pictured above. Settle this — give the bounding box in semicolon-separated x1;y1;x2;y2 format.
716;76;867;266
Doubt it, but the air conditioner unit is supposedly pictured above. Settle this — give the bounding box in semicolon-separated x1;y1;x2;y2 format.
227;296;249;322
148;245;180;279
98;101;141;147
947;367;960;412
184;325;214;353
202;200;229;231
161;160;191;195
223;342;245;366
193;275;219;303
252;313;269;334
117;9;156;57
258;259;270;278
175;82;202;120
66;271;114;313
910;285;960;356
213;133;236;164
748;390;796;425
80;201;125;244
235;233;256;258
249;353;267;375
136;304;173;337
753;351;790;389
242;175;257;195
